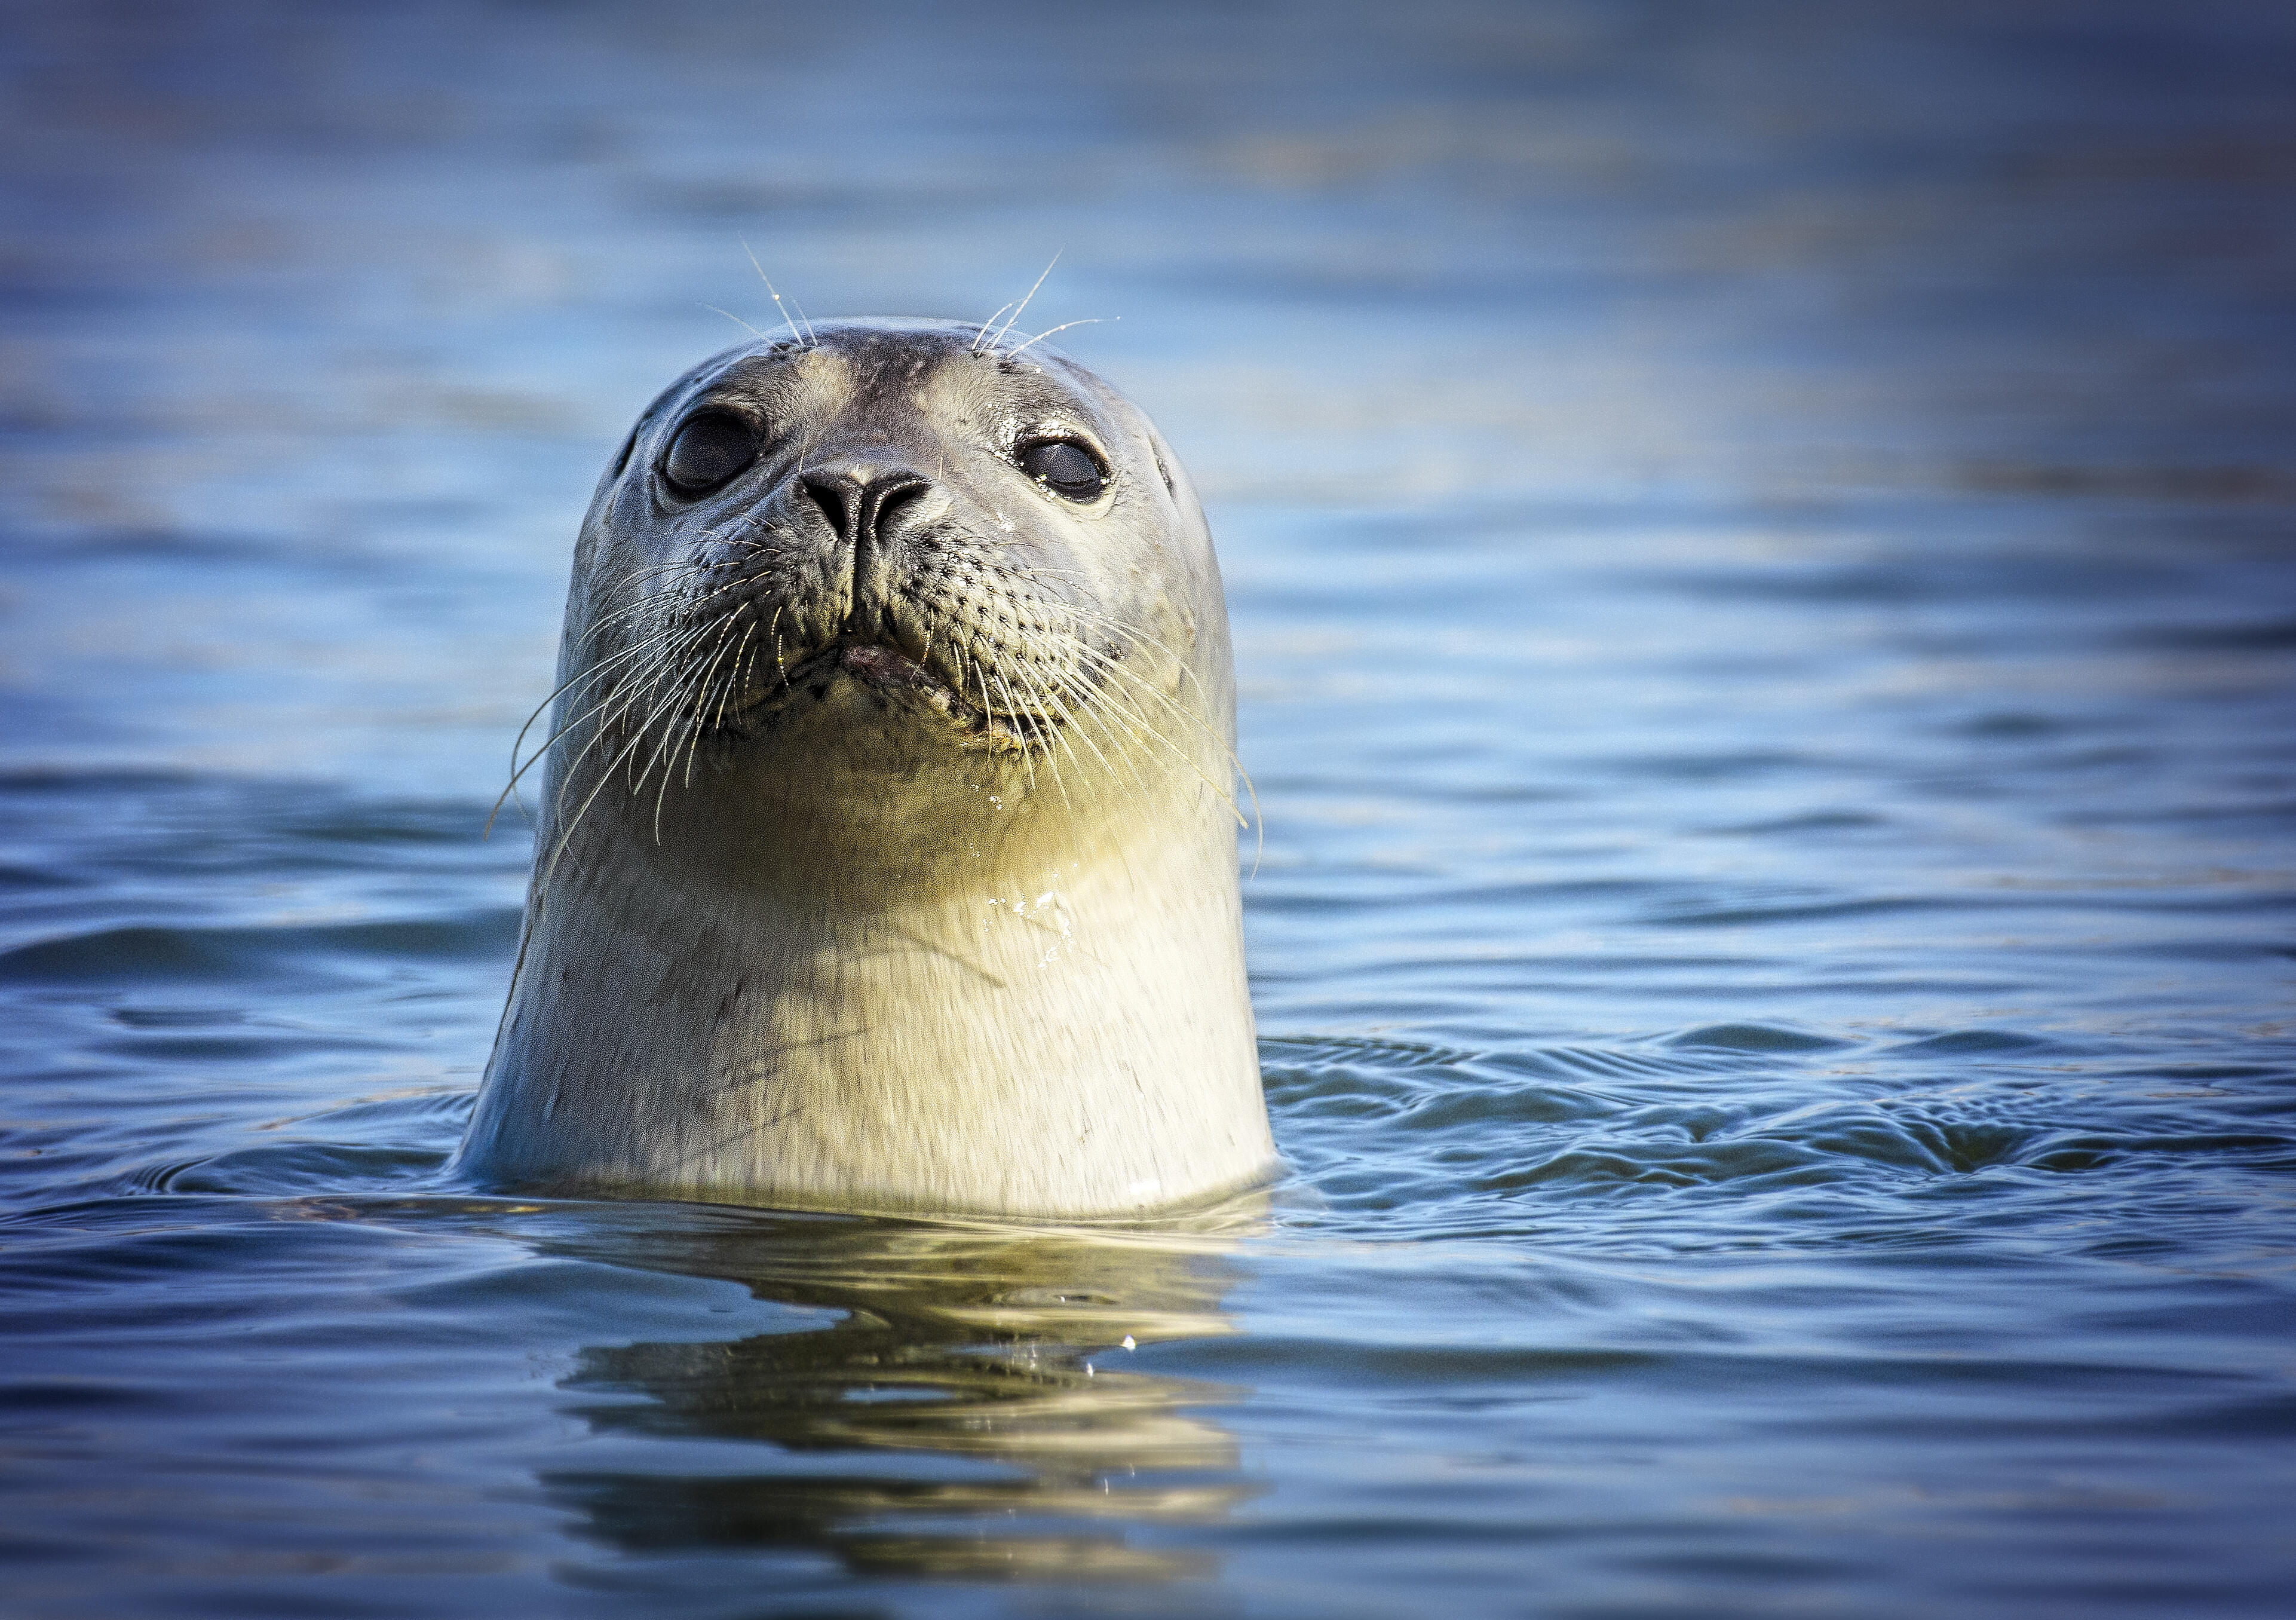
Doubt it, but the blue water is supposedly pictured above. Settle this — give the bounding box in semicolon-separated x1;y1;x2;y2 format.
4;2;2293;1615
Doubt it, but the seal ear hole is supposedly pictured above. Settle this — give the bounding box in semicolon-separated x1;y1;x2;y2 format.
1018;439;1108;502
610;424;640;479
661;411;762;497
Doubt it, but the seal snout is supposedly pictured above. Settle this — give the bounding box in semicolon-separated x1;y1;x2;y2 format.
798;465;935;557
798;455;952;657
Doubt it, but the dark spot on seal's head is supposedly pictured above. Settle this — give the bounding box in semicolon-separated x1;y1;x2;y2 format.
1019;439;1107;501
661;410;761;497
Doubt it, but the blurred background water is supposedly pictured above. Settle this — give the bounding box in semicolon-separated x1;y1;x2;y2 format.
2;2;2293;1615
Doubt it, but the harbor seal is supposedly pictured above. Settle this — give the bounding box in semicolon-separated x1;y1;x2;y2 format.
453;318;1276;1217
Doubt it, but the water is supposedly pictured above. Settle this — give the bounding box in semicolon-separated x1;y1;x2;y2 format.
4;2;2293;1615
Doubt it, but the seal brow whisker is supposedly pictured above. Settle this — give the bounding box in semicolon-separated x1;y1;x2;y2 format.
989;250;1060;353
739;235;814;348
1003;316;1114;362
970;302;1017;357
703;302;770;342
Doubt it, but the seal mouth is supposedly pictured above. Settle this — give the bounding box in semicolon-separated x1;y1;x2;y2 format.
748;638;1062;749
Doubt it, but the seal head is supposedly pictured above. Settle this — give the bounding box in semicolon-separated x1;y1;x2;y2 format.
455;318;1276;1217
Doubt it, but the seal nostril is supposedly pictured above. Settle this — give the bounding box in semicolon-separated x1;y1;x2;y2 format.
872;480;929;538
802;476;854;540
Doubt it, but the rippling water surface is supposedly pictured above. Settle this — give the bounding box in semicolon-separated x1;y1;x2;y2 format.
4;3;2293;1615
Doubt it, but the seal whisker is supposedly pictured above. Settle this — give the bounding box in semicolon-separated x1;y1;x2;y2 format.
712;611;759;733
989;250;1060;354
1090;656;1250;829
489;635;660;836
493;652;669;835
1007;654;1097;810
625;635;723;814
548;612;734;865
1000;657;1071;809
534;610;705;754
531;651;678;810
970;302;1016;357
673;613;743;795
658;572;769;637
1049;603;1252;801
598;553;721;602
1031;659;1129;797
1057;601;1202;685
1078;635;1262;846
988;664;1042;791
1039;644;1157;803
547;566;709;667
968;655;1002;753
651;660;716;840
786;292;819;351
703;302;770;342
739;236;815;349
1003;316;1114;362
583;621;723;801
537;665;696;890
1056;637;1247;828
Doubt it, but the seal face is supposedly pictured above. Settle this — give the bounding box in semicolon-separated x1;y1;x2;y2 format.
455;319;1277;1217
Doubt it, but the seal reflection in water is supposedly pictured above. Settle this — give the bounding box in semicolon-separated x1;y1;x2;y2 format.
456;319;1277;1216
540;1209;1255;1582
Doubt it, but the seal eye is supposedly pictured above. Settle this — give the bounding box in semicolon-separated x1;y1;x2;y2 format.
661;411;759;496
1019;439;1106;501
